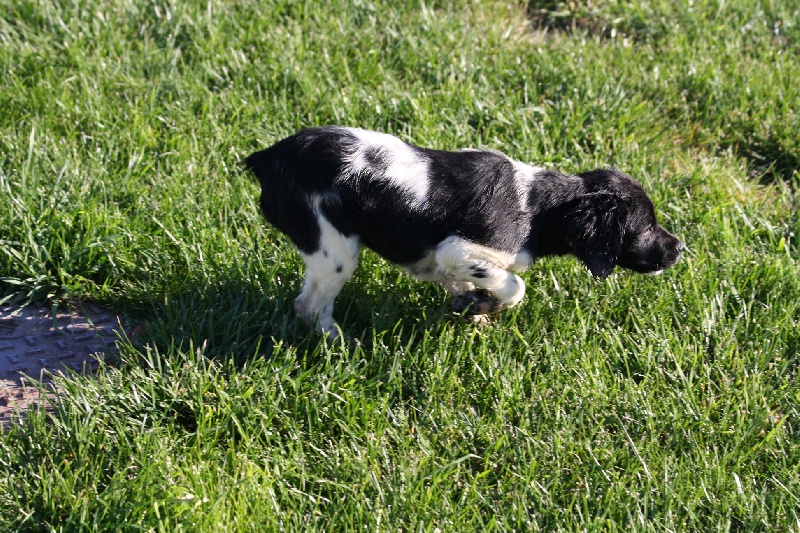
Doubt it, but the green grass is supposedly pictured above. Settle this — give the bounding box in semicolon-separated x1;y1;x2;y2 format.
1;0;799;530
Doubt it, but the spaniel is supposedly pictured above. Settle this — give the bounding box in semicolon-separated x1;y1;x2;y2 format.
245;127;683;338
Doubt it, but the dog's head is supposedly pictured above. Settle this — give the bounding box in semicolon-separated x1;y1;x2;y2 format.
564;169;684;278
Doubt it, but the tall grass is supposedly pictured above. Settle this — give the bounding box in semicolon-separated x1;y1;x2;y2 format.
1;0;798;530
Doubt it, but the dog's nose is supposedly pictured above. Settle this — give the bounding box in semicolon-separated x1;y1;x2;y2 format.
675;241;685;254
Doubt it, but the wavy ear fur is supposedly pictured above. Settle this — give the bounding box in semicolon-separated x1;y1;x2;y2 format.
563;192;625;278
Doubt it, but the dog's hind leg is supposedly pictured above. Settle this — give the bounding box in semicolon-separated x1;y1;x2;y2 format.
294;212;359;339
440;281;476;297
435;237;526;314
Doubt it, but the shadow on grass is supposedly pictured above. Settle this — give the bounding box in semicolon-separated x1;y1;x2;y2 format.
118;264;479;371
122;275;309;365
725;134;800;186
106;270;488;441
526;0;657;41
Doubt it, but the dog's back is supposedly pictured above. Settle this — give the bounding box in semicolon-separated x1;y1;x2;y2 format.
246;126;526;262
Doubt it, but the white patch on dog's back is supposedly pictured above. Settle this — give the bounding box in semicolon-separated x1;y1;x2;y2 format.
512;161;547;210
344;127;430;207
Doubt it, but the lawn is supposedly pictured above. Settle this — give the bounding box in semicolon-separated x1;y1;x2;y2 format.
1;0;799;530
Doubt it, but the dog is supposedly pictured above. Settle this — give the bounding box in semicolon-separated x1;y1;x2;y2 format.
245;126;683;338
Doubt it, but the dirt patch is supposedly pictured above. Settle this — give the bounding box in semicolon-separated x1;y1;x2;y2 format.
0;304;125;430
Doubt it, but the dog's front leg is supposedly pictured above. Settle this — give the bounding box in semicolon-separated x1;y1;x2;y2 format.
435;237;526;314
294;214;359;340
440;281;495;315
440;280;476;297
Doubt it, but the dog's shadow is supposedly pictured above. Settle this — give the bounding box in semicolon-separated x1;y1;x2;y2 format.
120;259;475;373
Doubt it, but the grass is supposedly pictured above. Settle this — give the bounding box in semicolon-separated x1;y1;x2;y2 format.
1;0;799;530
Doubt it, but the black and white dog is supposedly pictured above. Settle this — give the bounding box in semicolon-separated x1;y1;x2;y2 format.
245;126;683;338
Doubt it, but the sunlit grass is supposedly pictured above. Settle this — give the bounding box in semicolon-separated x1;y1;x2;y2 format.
1;0;798;530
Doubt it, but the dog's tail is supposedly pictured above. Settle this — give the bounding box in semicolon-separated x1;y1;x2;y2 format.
242;140;324;254
241;149;269;185
242;136;298;187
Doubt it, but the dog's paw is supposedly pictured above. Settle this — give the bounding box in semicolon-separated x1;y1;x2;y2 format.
451;289;501;315
469;313;492;327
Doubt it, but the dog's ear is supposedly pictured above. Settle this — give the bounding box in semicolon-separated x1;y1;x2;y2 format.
563;192;625;278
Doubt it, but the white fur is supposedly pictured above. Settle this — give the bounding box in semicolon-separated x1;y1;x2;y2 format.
406;236;527;310
512;161;546;210
440;280;477;296
344;127;430;207
510;250;534;272
434;237;526;309
294;204;359;339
